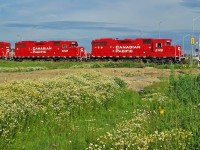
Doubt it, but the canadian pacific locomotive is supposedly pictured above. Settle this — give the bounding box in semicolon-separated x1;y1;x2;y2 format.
14;40;85;60
91;38;184;63
0;37;185;63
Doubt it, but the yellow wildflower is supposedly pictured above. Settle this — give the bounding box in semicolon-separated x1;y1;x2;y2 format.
159;107;165;115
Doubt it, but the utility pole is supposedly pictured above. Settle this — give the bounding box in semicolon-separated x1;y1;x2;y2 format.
158;21;162;38
191;16;200;65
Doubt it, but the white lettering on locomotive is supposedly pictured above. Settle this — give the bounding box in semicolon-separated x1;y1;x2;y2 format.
62;50;68;52
115;50;133;53
155;49;163;52
116;45;140;49
32;51;46;54
33;46;52;51
114;45;140;53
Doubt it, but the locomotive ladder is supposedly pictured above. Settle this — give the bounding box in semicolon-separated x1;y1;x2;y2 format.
85;53;90;61
76;55;82;61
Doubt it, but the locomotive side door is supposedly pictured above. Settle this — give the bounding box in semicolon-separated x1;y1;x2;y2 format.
141;39;152;57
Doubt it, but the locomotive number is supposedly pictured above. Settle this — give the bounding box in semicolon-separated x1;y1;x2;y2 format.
155;49;163;52
62;50;69;52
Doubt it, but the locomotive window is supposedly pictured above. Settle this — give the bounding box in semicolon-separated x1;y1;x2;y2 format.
71;42;78;47
62;44;67;49
143;39;152;44
156;43;162;48
54;41;60;46
16;43;26;47
118;41;131;44
36;43;45;46
166;42;171;46
93;42;107;46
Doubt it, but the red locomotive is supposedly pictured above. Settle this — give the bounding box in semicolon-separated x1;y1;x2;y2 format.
14;40;85;60
91;38;184;63
0;37;185;63
0;42;11;59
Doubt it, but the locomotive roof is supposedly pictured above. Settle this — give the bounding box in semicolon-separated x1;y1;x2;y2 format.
0;41;10;44
93;38;172;41
48;40;78;42
16;40;78;43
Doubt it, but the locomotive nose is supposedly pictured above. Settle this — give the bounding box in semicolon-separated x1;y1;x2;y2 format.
80;47;84;52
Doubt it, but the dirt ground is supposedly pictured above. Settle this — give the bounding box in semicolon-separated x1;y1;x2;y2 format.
0;67;200;91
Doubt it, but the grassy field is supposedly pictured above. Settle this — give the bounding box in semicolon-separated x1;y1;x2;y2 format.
0;61;199;149
0;60;198;72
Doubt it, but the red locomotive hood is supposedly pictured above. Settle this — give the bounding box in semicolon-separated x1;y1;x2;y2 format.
78;46;84;51
175;45;182;51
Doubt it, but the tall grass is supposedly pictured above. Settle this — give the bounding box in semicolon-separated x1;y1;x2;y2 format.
167;73;200;148
0;67;199;149
0;71;140;149
139;72;200;149
87;71;200;149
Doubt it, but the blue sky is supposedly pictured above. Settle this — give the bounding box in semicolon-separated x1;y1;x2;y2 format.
0;0;200;53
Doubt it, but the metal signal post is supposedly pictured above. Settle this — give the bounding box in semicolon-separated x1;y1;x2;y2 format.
191;16;200;65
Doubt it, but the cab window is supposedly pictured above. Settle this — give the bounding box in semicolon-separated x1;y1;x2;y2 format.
156;43;162;48
166;41;171;46
71;42;78;47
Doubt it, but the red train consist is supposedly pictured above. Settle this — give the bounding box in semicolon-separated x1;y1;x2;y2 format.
91;38;184;63
0;37;185;63
0;42;11;59
14;40;85;60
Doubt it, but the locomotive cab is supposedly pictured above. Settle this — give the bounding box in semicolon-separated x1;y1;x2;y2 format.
70;41;78;47
151;39;183;62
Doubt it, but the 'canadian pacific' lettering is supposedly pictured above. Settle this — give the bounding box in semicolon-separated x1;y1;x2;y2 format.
32;51;46;54
115;50;133;53
33;46;52;51
114;45;140;53
116;45;140;49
